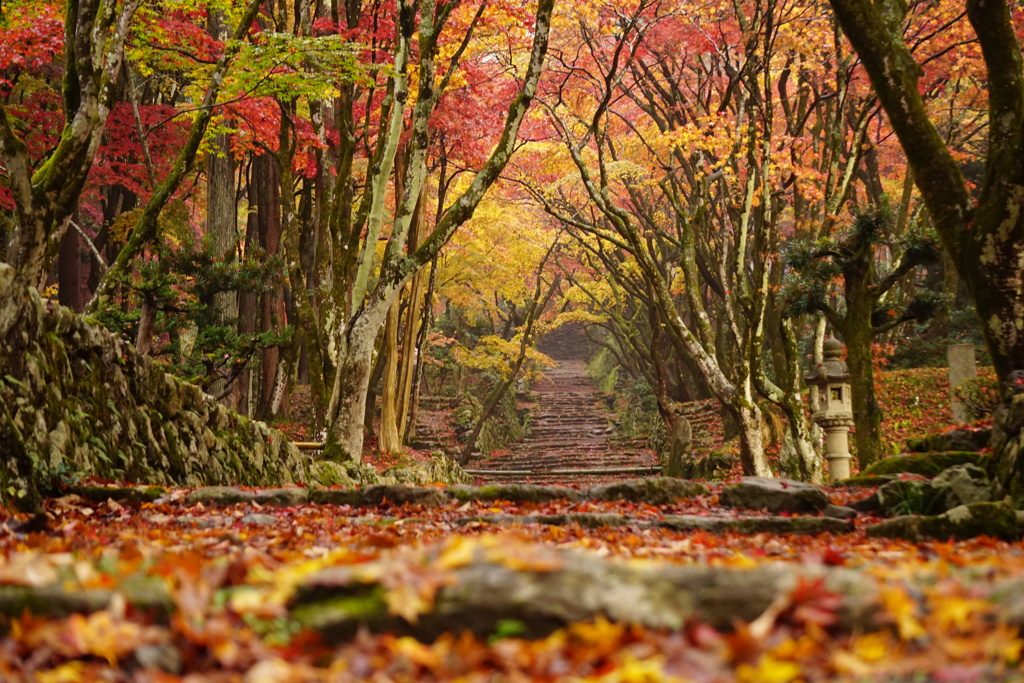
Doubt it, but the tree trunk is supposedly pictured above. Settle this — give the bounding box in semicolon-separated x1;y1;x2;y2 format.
405;260;436;443
57;226;83;312
135;292;157;356
826;0;1024;490
991;387;1024;506
204;36;237;399
246;153;290;421
663;411;692;478
730;398;772;478
323;314;383;464
396;182;428;443
207;145;236;322
843;321;883;468
378;302;403;455
842;264;885;468
779;319;823;483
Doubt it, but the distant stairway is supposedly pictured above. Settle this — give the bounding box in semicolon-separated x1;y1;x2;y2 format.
467;325;660;485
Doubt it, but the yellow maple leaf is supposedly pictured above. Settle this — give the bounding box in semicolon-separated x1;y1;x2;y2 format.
35;662;86;683
928;594;990;634
736;654;802;683
850;631;892;662
435;536;477;570
880;586;926;641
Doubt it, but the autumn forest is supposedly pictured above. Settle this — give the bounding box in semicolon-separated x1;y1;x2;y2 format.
2;0;1024;679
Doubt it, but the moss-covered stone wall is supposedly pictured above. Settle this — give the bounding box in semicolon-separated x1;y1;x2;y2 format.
0;265;313;510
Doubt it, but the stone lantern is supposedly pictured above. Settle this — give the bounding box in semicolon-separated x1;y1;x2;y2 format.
806;337;855;481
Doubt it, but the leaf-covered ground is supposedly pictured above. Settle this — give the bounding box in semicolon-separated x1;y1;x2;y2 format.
0;481;1022;682
0;367;1012;681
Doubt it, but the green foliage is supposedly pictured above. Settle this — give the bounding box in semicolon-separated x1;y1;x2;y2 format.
888;304;987;369
489;619;528;643
619;377;665;452
95;234;290;395
780;241;836;317
586;346;619;394
781;203;942;325
883;480;942;516
228;33;370;102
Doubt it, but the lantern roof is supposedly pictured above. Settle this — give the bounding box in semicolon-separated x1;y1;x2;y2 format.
806;337;850;384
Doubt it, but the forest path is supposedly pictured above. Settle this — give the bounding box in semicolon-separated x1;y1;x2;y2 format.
467;325;660;484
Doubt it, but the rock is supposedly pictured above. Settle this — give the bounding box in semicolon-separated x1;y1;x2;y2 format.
290;546;879;641
876;479;939;516
587;477;708;505
133;644;183;674
0;576;174;620
930;464;992;509
310;485;447;508
456;513;852;535
240;513;279;526
252;487;309;507
866;502;1020;542
906;429;991;453
307;461;359;487
380;455;472;486
176;515;230;529
848;492;881;514
718;477;830;514
184;486;254;506
991;577;1024;630
861;451;986;477
458;513;631;529
823;504;858;520
67;485;167;503
449;484;583;504
658;515;854;535
875;465;992;517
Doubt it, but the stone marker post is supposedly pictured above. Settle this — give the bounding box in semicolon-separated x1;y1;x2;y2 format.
806;338;855;481
947;343;977;423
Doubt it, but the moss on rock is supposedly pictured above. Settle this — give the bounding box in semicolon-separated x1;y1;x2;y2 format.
861;451;987;477
866;502;1019;542
449;484;583;504
587;477;708;505
68;485;167;503
835;475;896;487
309;485;447;508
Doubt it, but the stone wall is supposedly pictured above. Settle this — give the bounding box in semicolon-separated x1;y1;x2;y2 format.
0;265;313;510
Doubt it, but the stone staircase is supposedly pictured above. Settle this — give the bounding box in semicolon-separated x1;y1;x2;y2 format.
407;396;457;453
467;325;660;484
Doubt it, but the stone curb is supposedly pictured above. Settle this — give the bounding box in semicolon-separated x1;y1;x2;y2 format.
457;512;854;535
70;477;712;509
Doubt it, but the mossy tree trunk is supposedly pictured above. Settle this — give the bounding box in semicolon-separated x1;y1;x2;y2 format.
842;312;883;466
827;0;1024;490
840;258;884;467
